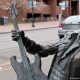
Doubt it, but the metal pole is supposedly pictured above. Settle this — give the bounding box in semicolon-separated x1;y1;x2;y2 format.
65;0;66;18
65;0;66;8
58;14;62;23
32;0;35;27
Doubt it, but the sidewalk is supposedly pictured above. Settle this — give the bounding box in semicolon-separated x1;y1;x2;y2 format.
0;21;59;33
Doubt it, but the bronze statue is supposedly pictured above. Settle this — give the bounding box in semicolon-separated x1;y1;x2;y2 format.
10;0;80;80
11;31;80;80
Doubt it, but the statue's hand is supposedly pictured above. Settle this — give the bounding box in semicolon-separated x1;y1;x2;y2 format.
11;30;25;41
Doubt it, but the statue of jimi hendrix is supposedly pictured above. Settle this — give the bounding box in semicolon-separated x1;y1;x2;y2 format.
9;0;80;79
11;31;80;80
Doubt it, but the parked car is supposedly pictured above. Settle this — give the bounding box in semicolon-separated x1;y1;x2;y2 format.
58;15;80;38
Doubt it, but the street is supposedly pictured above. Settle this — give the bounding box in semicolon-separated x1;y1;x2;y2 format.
0;28;59;80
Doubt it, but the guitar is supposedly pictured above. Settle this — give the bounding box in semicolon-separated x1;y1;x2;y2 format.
10;0;48;80
10;54;48;80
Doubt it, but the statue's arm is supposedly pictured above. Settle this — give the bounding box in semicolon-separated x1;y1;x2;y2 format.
12;31;59;57
24;32;78;57
22;37;58;57
23;32;73;57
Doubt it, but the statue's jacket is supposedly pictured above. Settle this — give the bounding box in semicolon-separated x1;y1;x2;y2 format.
22;34;80;80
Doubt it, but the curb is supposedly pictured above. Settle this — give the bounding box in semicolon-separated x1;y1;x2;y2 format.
0;26;57;34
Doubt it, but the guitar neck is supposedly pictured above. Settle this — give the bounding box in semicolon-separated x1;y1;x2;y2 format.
13;18;33;80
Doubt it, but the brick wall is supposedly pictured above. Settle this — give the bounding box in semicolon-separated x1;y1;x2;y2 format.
0;0;10;17
1;0;79;21
0;0;56;21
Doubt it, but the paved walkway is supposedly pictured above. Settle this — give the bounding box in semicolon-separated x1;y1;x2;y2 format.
0;21;59;33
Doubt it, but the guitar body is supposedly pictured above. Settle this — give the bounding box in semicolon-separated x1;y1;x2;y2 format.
10;54;48;80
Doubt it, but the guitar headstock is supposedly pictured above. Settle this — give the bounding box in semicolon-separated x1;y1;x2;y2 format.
9;0;18;19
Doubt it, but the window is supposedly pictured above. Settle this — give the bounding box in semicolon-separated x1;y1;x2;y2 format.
43;0;48;4
57;0;61;6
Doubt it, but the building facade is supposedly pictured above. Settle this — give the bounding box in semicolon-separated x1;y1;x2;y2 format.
0;0;80;21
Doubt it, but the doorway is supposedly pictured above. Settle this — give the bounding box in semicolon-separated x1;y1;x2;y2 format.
71;1;79;15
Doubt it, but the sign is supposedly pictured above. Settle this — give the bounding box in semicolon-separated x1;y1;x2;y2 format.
28;1;37;8
59;2;65;10
59;1;69;10
65;1;68;8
